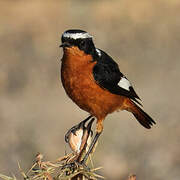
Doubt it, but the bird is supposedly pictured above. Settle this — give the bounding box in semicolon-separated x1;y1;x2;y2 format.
60;29;156;164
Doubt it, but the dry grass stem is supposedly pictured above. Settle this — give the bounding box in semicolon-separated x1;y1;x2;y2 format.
0;153;104;180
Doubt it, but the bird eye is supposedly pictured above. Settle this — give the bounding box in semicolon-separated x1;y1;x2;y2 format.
80;40;86;47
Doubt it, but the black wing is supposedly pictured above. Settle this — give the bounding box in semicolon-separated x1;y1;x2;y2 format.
93;49;142;106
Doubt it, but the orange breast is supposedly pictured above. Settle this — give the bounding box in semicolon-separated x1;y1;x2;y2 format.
61;47;125;119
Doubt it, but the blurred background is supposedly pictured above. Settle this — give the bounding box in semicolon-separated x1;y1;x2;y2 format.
0;0;180;179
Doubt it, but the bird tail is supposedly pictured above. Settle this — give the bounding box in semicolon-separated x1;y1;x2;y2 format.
124;99;156;129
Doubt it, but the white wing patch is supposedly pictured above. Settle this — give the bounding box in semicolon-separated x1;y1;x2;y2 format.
63;32;93;40
96;48;101;57
118;76;131;91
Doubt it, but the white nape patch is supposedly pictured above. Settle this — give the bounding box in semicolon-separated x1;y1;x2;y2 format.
63;32;93;40
118;77;131;91
96;48;101;57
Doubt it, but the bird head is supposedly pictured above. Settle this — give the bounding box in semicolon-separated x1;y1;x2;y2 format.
60;29;98;57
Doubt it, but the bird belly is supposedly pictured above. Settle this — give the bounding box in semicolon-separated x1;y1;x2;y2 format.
61;54;125;119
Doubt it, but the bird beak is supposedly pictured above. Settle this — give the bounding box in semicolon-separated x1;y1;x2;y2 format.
59;42;71;48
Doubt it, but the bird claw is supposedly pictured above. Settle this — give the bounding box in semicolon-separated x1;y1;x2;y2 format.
62;160;90;174
79;161;90;171
62;162;78;172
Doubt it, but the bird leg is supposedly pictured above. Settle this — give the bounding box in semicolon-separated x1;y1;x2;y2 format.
65;115;93;143
76;118;95;161
81;132;101;165
81;119;103;165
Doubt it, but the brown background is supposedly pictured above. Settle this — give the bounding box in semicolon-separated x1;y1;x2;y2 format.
0;0;180;179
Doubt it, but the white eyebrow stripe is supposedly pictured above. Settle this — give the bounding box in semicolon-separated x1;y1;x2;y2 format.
63;32;93;40
118;77;131;91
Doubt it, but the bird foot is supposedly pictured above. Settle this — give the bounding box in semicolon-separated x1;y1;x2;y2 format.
61;161;78;173
61;160;90;175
